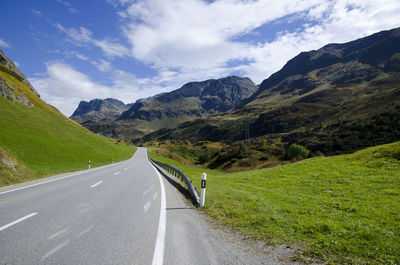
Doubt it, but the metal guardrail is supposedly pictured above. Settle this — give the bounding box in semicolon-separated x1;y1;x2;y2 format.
147;151;200;205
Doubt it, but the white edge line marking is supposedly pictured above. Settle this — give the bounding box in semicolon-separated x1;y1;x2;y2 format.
0;151;136;196
150;158;166;265
0;212;38;232
90;181;103;188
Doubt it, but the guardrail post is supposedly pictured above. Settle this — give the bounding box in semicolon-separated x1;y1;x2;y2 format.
200;173;206;208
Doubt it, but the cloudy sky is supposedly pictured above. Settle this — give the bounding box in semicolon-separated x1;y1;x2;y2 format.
1;0;400;116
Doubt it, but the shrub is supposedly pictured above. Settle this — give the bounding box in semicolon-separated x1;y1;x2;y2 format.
198;151;213;164
286;144;310;160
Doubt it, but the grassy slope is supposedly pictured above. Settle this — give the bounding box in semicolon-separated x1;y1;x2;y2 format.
0;70;135;186
149;142;400;264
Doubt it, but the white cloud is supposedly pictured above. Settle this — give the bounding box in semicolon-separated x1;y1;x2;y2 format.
242;0;400;82
29;62;167;116
68;8;79;14
106;0;132;8
30;0;400;117
54;23;129;57
56;0;79;14
31;9;42;16
92;39;129;57
72;52;88;61
30;62;112;115
122;0;321;69
55;24;93;45
92;59;112;72
0;38;10;48
120;0;400;84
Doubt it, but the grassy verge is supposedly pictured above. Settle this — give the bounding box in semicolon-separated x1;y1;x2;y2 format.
0;70;135;186
149;142;400;264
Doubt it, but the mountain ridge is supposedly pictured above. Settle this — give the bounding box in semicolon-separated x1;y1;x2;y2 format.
72;75;258;138
71;98;132;123
118;75;257;123
139;27;400;155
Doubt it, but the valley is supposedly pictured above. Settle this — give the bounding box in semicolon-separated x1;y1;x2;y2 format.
1;21;399;265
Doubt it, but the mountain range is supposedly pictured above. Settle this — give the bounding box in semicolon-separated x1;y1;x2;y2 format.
69;27;400;155
72;76;257;138
138;27;400;155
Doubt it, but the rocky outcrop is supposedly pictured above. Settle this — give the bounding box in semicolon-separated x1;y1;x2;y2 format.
0;154;15;171
70;98;132;123
0;49;39;107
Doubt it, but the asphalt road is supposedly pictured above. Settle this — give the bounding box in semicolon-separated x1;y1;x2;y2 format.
0;147;267;265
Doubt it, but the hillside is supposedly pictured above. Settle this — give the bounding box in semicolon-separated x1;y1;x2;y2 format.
0;49;134;186
140;27;400;155
149;141;400;264
74;76;257;139
70;98;132;123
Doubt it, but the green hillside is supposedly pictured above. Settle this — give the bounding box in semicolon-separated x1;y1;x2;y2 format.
0;66;135;187
150;141;400;264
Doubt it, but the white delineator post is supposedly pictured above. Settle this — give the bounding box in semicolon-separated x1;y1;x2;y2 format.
88;160;91;169
200;173;206;208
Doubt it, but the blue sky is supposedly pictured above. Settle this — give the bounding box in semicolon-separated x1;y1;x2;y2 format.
1;0;400;116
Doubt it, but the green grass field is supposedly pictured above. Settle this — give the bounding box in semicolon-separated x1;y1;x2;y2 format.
149;142;400;264
0;70;135;186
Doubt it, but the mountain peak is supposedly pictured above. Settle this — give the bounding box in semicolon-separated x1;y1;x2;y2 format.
71;98;132;123
253;27;400;100
117;76;257;125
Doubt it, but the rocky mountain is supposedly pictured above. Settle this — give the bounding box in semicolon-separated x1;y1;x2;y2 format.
70;98;132;123
75;76;258;138
0;49;40;107
118;76;257;130
140;27;400;155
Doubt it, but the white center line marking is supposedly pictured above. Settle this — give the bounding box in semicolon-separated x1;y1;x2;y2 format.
48;227;69;240
0;157;131;196
90;181;103;188
79;208;91;215
0;212;38;232
41;239;70;261
150;161;166;265
152;192;158;201
77;226;94;238
144;201;151;213
114;171;120;176
124;168;127;170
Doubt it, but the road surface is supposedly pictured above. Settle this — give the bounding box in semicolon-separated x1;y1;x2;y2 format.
0;147;266;264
